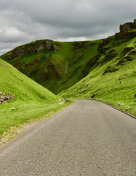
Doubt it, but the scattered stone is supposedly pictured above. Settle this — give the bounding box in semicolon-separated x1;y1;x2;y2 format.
0;92;12;105
10;107;16;110
119;103;124;106
126;107;131;110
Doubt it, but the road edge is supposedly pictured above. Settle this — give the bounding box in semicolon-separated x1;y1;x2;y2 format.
0;102;75;152
89;99;136;120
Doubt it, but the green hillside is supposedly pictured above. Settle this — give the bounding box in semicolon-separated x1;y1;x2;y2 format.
61;21;136;116
1;19;136;120
1;39;102;93
0;59;65;138
2;20;136;96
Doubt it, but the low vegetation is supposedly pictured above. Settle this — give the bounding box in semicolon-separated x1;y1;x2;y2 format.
60;36;136;116
0;59;70;139
0;19;136;140
1;40;101;93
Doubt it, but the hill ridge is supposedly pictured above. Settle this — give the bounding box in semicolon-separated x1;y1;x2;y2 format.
1;19;136;95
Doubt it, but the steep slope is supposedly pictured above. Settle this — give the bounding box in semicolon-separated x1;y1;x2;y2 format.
0;59;57;102
1;19;136;117
1;20;136;96
0;59;64;138
1;39;102;93
60;20;136;116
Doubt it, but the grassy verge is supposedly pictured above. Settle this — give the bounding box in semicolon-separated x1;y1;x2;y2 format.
0;100;74;144
0;101;71;138
0;59;74;140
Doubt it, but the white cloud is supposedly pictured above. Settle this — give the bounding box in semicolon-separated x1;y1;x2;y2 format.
5;27;22;37
0;0;136;54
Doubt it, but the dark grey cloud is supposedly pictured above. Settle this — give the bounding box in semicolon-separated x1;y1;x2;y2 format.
0;0;136;55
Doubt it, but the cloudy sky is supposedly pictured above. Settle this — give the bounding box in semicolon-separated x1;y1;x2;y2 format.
0;0;136;55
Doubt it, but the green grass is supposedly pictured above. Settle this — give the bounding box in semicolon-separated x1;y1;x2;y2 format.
60;37;136;116
1;19;136;125
1;40;101;93
0;59;68;138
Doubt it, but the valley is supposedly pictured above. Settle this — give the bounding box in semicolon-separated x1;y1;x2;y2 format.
0;19;136;141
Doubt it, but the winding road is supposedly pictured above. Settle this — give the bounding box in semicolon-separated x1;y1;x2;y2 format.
0;100;136;176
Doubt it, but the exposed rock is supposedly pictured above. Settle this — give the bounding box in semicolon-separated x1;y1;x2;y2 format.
2;40;54;61
101;50;118;63
117;55;133;65
115;19;136;40
0;92;12;104
123;47;134;54
10;107;16;110
128;50;136;56
120;22;134;33
126;107;131;110
98;37;112;53
82;54;100;77
103;65;118;74
119;103;124;106
74;41;88;49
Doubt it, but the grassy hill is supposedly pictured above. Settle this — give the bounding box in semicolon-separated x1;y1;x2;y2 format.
1;19;136;119
60;21;136;116
1;39;102;93
2;20;136;96
0;59;66;139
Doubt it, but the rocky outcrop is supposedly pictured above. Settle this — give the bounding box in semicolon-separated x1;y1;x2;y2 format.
128;49;136;56
98;37;112;53
2;40;54;61
0;92;12;104
74;42;88;49
117;55;133;65
123;47;134;54
100;49;118;63
103;65;118;74
115;19;136;40
82;54;100;77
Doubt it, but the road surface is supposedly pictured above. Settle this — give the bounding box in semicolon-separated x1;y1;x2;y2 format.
0;100;136;176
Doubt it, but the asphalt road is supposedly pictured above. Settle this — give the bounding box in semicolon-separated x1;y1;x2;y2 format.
0;100;136;176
